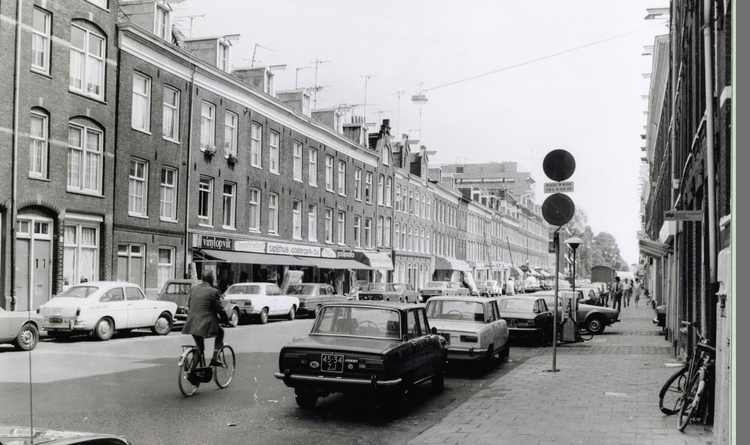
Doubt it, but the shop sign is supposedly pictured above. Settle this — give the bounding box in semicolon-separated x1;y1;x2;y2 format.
321;248;336;258
201;236;233;251
267;242;321;257
336;250;356;259
234;240;266;253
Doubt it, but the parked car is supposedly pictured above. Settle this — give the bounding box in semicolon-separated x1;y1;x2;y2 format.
653;304;666;328
39;282;177;341
496;296;554;345
223;283;299;324
477;280;501;297
576;286;604;306
0;306;44;351
0;425;132;444
534;291;620;334
157;279;241;327
425;296;509;370
357;283;420;303
274;301;447;409
522;277;542;293
419;281;469;302
285;283;348;317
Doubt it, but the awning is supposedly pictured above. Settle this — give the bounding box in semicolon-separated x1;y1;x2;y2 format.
355;251;394;270
313;257;372;270
434;256;471;272
195;249;312;266
639;238;671;258
536;268;552;278
510;266;525;278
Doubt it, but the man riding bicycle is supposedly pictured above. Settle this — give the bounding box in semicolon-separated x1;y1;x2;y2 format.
182;270;229;366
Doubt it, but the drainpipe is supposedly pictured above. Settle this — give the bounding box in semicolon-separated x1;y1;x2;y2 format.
668;2;679;347
9;0;24;311
184;65;197;278
703;0;717;286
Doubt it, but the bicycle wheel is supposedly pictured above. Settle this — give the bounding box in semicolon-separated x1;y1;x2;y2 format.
178;349;200;397
678;370;704;431
213;345;236;388
659;365;688;415
577;327;593;341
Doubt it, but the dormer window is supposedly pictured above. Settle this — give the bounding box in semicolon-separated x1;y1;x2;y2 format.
155;4;170;41
218;42;230;72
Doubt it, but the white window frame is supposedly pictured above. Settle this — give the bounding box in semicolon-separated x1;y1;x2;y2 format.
128;159;148;217
85;0;107;8
200;102;215;151
292;200;302;240
29;111;48;178
268;193;279;235
157;247;175;293
154;3;170;41
385;177;392;207
67;123;103;195
163;86;180;142
31;7;51;74
293;141;303;182
224;111;238;157
198;176;213;226
308;148;317;186
308;204;317;241
132;73;151;132
354;168;362;201
63;221;99;287
222;182;236;229
324;208;333;243
377;174;384;205
337;211;345;245
217;41;230;72
248;188;261;232
159;167;178;222
364;218;372;249
377;216;383;247
69;23;105;100
251;123;262;168
385;217;392;248
325;155;334;192
395;185;401;212
365;172;373;204
353;216;361;248
269;131;280;173
394;223;400;250
337;160;346;196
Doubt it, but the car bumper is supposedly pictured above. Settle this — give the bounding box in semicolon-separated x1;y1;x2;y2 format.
274;371;403;392
446;346;489;360
508;327;543;337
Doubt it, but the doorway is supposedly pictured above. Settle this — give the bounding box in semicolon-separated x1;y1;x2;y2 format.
15;217;53;311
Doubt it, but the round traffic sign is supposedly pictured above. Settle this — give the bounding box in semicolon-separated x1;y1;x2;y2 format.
542;193;576;226
543;150;576;182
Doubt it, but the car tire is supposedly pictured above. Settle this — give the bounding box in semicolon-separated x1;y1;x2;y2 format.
431;367;445;394
288;306;296;321
151;313;173;336
295;388;318;409
228;309;240;327
499;345;510;362
313;305;323;318
586;315;606;335
93;318;114;341
13;323;39;351
258;308;269;325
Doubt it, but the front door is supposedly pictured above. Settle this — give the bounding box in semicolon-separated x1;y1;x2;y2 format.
125;287;153;328
15;218;53;311
33;239;52;308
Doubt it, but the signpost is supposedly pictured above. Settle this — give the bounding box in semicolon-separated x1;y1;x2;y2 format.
544;181;574;193
664;210;703;221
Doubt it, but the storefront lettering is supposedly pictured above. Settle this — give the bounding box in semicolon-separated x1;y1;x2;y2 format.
201;236;233;250
321;248;336;258
267;242;321;257
336;250;355;259
234;240;266;253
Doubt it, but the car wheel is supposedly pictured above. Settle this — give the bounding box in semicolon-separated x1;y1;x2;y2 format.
313;305;323;318
479;344;495;375
431;366;445;394
228;309;240;327
586;315;606;335
295;388;318;409
500;345;510;362
399;297;404;303
93;318;114;341
13;323;39;351
151;313;173;335
258;308;269;325
288;306;296;321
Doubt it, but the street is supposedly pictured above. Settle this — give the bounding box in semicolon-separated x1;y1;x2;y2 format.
0;318;546;445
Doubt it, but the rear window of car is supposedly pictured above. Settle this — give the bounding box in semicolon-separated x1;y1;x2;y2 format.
226;285;261;295
363;283;392;292
425;282;444;288
426;300;485;322
287;285;316;295
498;298;535;311
447;283;459;289
161;283;193;295
312;306;401;339
55;285;99;298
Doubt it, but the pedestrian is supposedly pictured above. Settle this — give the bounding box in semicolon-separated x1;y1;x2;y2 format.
623;278;632;307
611;276;623;312
505;277;516;296
633;278;642;308
183;270;229;367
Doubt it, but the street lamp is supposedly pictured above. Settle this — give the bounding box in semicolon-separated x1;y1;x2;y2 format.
565;237;583;294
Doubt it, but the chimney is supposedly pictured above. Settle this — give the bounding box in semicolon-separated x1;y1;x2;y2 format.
343;116;368;145
311;107;344;132
233;67;275;95
276;89;312;117
183;34;239;73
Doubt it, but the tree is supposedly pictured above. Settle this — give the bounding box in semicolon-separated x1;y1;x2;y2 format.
590;232;628;270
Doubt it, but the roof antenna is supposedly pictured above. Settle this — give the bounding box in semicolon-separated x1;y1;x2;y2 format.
311;59;331;109
174;14;204;37
251;44;275;67
361;74;378;122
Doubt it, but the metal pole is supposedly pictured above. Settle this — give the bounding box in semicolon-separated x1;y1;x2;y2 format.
572;248;576;295
551;230;559;372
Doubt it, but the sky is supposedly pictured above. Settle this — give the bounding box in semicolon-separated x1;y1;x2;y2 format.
171;0;669;265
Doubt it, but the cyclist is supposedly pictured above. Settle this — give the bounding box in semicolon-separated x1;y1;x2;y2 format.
182;270;229;367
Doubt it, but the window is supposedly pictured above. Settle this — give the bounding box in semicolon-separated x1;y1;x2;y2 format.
67;123;102;194
307;204;317;241
353;216;361;248
268;193;279;235
364;218;372;249
409;189;414;213
337;160;346;195
86;0;107;8
63;223;98;287
248;188;261;232
426;230;431;254
365;172;373;204
324;208;333;243
69;24;105;100
325;156;334;191
407;226;413;252
128;160;148;216
159;168;177;221
269;131;279;173
29;111;48;178
117;244;145;288
385;217;392;248
308;149;317;186
426;197;431;220
394;223;400;249
163;87;180;141
250;123;262;167
132;73;151;132
337;211;345;244
31;8;51;73
293;141;303;181
421;194;426;218
354;168;362;201
292;201;302;239
377;175;384;205
395;185;401;212
420;228;425;253
198;176;213;225
200;102;215;150
385;177;392;207
377;216;383;247
222;183;236;229
217;42;230;72
401;224;407;249
157;247;174;293
225;112;238;157
154;4;170;40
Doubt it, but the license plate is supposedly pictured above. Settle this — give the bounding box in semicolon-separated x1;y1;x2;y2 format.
507;319;517;328
49;317;63;324
321;354;344;373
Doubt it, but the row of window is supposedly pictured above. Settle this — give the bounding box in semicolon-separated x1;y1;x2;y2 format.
117;243;175;294
126;159;179;221
394;262;432;290
395;184;431;219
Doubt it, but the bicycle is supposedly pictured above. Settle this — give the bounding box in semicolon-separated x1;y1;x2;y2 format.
657;321;715;432
178;343;236;397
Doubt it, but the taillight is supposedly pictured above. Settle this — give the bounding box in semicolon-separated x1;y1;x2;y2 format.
358;357;385;370
36;307;40;314
75;308;81;317
460;335;478;343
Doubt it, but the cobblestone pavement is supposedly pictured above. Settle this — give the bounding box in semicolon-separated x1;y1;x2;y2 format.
408;303;715;445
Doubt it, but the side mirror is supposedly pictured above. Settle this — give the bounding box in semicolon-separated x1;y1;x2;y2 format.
431;327;438;335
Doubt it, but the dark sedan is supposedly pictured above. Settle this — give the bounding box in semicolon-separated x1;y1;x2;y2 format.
274;301;447;409
496;296;554;345
285;283;348;317
157;279;240;327
534;291;620;334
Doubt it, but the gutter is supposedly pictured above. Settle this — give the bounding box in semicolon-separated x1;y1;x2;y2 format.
184;64;197;278
703;0;718;285
9;0;24;311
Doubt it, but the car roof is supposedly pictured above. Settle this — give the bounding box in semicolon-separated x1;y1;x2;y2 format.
164;279;198;284
322;301;422;311
291;283;329;286
70;281;140;289
498;295;544;300
426;296;491;303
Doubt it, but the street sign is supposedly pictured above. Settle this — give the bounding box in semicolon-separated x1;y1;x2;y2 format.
543;150;576;182
544;181;574;193
542;193;575;226
664;210;703;221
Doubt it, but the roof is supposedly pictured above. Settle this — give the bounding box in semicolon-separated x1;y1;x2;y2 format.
425;296;493;303
72;281;140;288
321;301;423;311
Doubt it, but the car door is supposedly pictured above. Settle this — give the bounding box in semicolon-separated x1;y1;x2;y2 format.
406;309;429;381
125;286;154;328
99;287;128;330
270;284;292;315
489;300;509;348
419;308;442;377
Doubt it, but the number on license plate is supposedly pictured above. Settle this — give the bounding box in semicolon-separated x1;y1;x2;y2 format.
320;354;344;373
49;317;63;324
507;319;517;327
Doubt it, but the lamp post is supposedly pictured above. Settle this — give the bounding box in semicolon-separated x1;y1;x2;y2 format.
566;237;583;295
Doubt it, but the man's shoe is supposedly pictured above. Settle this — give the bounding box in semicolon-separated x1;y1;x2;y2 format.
210;358;224;367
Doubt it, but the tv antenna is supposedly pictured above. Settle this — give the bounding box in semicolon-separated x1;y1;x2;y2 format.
250;44;275;67
311;59;331;109
295;66;311;89
174;14;204;37
361;74;378;122
374;109;393;122
392;90;406;136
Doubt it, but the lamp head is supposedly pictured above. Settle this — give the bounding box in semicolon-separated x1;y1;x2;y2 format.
566;237;583;251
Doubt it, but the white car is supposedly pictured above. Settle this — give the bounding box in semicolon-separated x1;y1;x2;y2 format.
39;282;177;341
477;280;502;297
223;283;300;324
425;296;510;371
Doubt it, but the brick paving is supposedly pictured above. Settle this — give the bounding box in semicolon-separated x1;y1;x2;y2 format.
409;304;714;445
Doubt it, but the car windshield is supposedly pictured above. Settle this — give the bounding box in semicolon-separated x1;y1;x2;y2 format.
55;285;99;299
363;283;393;292
161;283;193;295
425;282;444;288
286;285;317;295
226;285;261;295
312;306;401;339
498;298;536;311
427;300;485;322
392;284;404;292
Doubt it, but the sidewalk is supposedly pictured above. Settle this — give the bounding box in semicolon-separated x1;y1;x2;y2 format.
409;303;715;445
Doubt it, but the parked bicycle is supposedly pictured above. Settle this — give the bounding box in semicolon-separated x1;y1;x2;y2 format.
658;321;715;432
178;343;236;397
